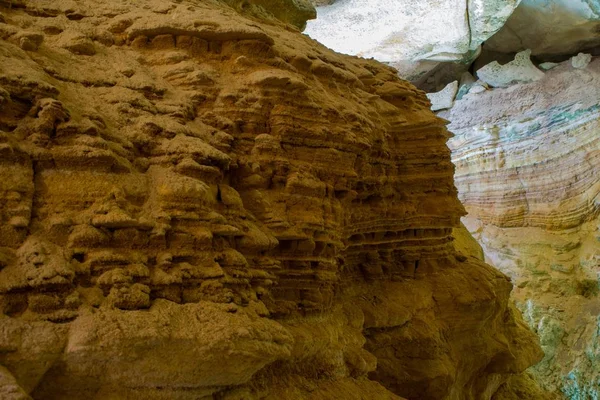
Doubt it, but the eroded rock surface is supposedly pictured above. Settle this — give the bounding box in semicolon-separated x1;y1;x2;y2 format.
304;0;521;80
427;80;458;111
476;49;544;88
571;52;593;69
0;0;541;398
444;57;600;397
486;0;600;57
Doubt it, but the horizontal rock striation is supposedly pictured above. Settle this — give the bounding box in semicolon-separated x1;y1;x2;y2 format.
0;0;541;398
445;60;600;231
444;58;600;396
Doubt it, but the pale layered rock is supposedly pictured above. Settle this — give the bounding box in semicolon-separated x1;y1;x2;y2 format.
469;82;488;94
539;62;559;71
443;59;600;396
466;221;600;397
445;59;600;230
486;0;600;57
476;49;544;87
0;0;541;398
304;0;521;80
426;80;458;111
571;52;592;69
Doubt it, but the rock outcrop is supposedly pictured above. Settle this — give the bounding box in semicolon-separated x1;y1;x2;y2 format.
427;80;459;111
0;0;541;399
304;0;521;81
476;49;545;88
444;57;600;397
486;0;600;57
224;0;316;30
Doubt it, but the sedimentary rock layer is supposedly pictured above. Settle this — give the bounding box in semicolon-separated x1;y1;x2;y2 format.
445;59;600;230
444;58;600;397
0;0;540;398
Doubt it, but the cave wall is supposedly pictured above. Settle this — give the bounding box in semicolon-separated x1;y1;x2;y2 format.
304;0;521;81
298;0;600;397
486;0;600;57
444;57;600;398
0;0;541;399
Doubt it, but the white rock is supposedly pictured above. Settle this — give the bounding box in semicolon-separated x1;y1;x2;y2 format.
305;0;521;80
571;53;592;69
469;84;487;94
476;49;544;88
427;80;459;111
539;62;559;71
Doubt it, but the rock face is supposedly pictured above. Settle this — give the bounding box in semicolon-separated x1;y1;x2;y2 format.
304;0;521;80
571;52;593;69
426;80;459;111
486;0;600;57
0;0;541;399
476;49;544;88
444;57;600;397
224;0;316;30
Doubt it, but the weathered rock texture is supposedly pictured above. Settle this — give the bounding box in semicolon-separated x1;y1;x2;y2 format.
304;0;521;80
486;0;600;57
444;57;600;398
0;0;541;399
426;80;458;111
476;49;544;88
223;0;316;30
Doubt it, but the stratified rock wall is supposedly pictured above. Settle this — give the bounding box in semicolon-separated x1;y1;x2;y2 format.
444;58;600;397
0;0;541;399
447;59;600;231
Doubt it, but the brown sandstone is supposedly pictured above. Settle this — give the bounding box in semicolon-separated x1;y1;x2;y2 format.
0;0;541;398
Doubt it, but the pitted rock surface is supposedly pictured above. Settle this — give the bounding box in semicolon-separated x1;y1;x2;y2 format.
0;0;541;399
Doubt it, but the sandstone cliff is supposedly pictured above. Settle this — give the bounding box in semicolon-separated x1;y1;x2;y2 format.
0;0;541;399
444;57;600;398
